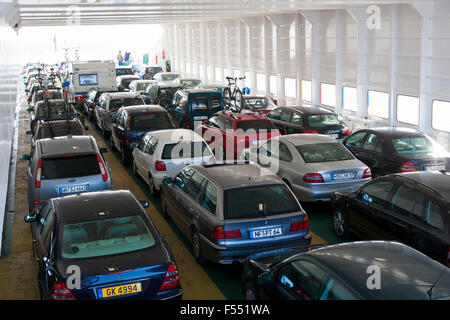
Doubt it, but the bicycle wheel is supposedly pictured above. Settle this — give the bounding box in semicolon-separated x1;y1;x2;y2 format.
223;87;232;109
234;89;243;112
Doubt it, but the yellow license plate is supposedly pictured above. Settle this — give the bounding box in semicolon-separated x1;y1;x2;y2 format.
98;282;142;299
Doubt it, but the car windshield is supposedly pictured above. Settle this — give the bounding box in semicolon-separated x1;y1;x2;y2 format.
296;143;354;163
245;98;276;110
161;141;212;160
225;184;301;219
109;98;144;111
61;215;155;260
181;79;201;87
136;82;149;91
116;68;133;76
131;113;173;131
391;136;436;154
161;74;180;81
236;120;276;132
41;154;100;180
121;78;137;88
307;114;340;128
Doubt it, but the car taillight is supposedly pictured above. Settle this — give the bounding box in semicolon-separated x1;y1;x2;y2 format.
399;161;416;172
96;153;108;181
303;173;324;183
35;158;42;188
342;127;351;135
50;281;76;300
289;216;309;232
159;264;180;291
155;160;166;171
74;96;85;102
362;168;372;179
213;226;241;239
301;130;318;134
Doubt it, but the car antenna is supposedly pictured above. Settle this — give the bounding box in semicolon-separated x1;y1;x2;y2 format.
427;267;449;300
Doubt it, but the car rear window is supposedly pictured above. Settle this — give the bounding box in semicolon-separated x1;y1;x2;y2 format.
131;113;173;131
116;68;133;76
161;74;180;81
296;143;354;163
41;154;100;180
161;141;212;160
61;215;155;259
391;136;434;154
192;96;210;112
136;82;149;91
307;114;340;128
236;120;276;132
109;98;144;111
36;102;69;118
181;79;201;87
244;98;276;110
38;123;84;139
225;184;301;219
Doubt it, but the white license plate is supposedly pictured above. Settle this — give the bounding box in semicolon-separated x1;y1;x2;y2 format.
58;184;88;195
424;165;445;172
332;173;355;180
194;116;208;121
329;134;339;139
250;228;282;239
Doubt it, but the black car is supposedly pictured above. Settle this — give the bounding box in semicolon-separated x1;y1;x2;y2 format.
267;105;350;139
110;105;176;164
242;241;450;300
83;88;116;121
24;190;182;300
27;118;88;147
332;171;450;266
141;82;182;110
342;127;450;177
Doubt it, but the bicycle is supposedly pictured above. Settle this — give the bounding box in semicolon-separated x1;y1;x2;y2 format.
223;75;246;112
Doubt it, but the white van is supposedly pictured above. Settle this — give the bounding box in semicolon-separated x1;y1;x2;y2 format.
66;60;116;107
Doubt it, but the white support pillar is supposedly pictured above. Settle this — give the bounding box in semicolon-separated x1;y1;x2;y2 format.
216;21;224;82
241;16;264;93
302;11;321;106
389;4;398;127
335;10;345;115
200;22;207;81
263;17;271;97
295;13;303;105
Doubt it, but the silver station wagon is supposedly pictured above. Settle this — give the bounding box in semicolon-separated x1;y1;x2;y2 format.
21;135;113;212
160;163;312;265
242;134;372;202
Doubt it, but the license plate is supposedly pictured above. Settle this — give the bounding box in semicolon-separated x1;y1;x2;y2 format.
250;228;282;239
332;173;355;180
329;133;339;139
424;165;446;172
97;282;142;299
251;140;263;146
194;116;208;120
58;184;88;195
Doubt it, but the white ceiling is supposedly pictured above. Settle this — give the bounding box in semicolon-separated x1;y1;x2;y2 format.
0;0;430;28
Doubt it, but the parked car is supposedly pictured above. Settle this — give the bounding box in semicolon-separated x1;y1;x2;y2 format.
128;79;156;94
138;65;163;80
239;95;277;114
116;75;140;92
30;89;63;109
24;190;182;300
132;129;215;197
171;89;225;130
267;105;350;139
20;135;113;212
83;88;117;121
115;66;134;77
242;241;450;300
174;78;202;89
200;110;280;160
27;118;88;148
242;134;372;202
153;72;181;83
110;105;176;164
342;127;450;177
160;163;311;264
94;92;145;136
28;99;82;133
332;171;450;267
141;82;182;110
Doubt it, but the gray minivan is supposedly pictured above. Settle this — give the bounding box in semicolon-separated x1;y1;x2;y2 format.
21;135;113;212
160;163;312;264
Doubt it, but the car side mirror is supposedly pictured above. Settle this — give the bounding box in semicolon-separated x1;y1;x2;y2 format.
162;177;173;185
24;213;38;223
257;271;273;285
139;200;149;208
20;154;31;161
25;130;32;135
99;147;108;153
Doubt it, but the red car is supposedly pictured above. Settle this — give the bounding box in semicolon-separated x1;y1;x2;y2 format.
200;110;280;159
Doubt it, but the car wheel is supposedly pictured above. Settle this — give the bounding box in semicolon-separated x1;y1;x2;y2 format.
148;174;160;198
244;282;259;300
192;231;206;265
121;146;131;165
332;207;351;240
